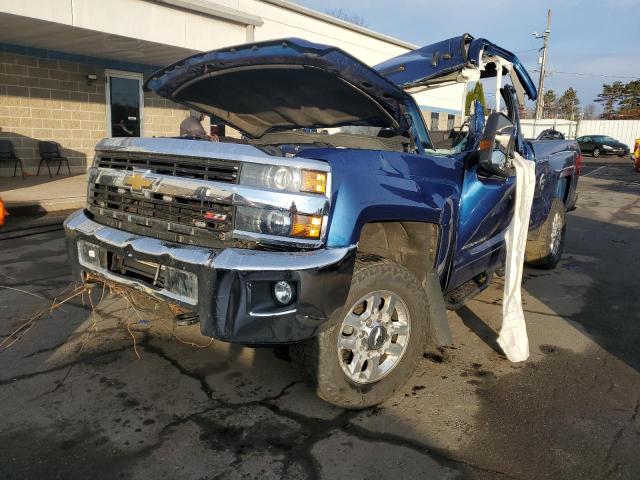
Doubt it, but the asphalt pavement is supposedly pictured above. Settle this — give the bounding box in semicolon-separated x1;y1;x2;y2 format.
0;154;638;479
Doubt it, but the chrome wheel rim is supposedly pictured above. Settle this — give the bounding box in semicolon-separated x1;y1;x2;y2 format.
550;212;562;255
337;290;410;384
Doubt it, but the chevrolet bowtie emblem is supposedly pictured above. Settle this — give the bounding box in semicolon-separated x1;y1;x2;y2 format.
124;172;154;192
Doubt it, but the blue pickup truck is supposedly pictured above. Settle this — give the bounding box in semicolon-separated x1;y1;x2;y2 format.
64;34;580;408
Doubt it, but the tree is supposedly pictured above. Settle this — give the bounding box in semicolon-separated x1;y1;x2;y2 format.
325;8;367;27
618;80;640;119
557;87;581;119
594;81;640;119
595;81;625;119
582;103;597;120
542;90;558;118
464;82;487;115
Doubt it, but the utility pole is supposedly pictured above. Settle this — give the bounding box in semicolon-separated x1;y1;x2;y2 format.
533;9;551;120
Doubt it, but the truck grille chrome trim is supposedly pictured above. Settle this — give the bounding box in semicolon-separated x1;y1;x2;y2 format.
88;165;330;248
89;183;234;235
91;167;328;215
90;138;331;249
97;153;239;184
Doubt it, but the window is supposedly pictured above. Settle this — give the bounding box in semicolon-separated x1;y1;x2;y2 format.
447;114;455;130
430;112;439;131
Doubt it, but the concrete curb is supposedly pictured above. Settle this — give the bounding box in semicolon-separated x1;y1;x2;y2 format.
4;198;85;217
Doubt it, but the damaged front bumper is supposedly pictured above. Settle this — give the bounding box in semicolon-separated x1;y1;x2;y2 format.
64;210;356;344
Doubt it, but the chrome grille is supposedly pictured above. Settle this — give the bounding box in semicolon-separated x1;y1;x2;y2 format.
89;184;233;239
97;154;239;183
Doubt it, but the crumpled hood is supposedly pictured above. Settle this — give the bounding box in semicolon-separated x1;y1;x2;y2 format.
144;38;412;138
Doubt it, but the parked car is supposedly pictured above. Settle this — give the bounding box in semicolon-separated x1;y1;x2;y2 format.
537;128;565;140
577;135;630;157
64;34;580;408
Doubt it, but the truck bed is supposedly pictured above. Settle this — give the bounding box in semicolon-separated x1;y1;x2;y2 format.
527;139;580;161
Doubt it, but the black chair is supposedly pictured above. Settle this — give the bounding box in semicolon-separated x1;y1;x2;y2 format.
0;140;25;179
37;141;71;177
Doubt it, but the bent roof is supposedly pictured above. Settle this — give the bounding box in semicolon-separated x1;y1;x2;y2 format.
374;34;538;100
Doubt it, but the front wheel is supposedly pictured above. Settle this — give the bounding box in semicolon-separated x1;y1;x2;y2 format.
526;198;566;269
592;147;600;158
290;257;430;409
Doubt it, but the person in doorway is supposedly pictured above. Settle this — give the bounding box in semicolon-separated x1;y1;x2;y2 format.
180;110;213;139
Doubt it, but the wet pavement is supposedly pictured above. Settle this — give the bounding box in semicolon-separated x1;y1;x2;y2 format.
0;155;638;479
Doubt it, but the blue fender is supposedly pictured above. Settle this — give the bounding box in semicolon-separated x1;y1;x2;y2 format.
298;147;464;278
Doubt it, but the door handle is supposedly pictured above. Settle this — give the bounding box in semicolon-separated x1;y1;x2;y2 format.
128;116;137;121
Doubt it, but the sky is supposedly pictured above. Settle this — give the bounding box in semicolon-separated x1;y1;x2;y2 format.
293;0;639;112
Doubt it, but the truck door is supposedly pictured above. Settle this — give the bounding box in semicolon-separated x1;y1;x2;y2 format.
447;86;521;291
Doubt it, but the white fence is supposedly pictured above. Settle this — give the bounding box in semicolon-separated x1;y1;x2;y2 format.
521;119;640;150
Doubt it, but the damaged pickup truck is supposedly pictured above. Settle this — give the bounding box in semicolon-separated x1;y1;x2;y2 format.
64;35;580;408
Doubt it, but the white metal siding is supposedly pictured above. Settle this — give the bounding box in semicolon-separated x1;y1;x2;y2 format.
521;119;640;150
577;120;640;150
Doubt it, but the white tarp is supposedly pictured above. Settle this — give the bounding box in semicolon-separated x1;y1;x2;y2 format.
497;153;536;362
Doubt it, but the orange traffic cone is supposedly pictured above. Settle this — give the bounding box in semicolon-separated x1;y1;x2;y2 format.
0;198;7;226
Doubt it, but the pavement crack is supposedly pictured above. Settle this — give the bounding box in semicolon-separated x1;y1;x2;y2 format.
142;341;214;399
344;421;522;479
21;342;70;358
116;340;516;478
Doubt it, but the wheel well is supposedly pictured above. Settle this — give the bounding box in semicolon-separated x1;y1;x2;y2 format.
357;221;439;288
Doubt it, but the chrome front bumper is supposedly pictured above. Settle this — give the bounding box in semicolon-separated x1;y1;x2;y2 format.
64;210;356;344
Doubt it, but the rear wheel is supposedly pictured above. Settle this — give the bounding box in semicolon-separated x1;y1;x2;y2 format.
526;198;566;269
592;147;600;158
290;257;430;409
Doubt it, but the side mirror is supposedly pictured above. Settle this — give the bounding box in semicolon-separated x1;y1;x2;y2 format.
478;112;515;177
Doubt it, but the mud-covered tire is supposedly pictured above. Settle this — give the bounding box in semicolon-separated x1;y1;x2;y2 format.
289;257;430;409
526;198;566;269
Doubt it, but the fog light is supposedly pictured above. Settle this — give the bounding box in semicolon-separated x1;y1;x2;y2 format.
273;281;293;305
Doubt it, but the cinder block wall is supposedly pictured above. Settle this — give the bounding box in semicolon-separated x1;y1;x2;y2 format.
0;51;188;177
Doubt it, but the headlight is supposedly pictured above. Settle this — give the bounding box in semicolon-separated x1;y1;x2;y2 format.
236;206;322;240
240;163;327;194
602;144;613;150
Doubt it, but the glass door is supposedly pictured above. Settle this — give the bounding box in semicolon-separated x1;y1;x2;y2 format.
106;71;143;137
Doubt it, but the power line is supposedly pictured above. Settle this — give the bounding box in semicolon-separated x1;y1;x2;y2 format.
529;68;638;80
515;47;543;54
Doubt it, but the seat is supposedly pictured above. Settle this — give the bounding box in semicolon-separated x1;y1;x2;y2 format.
37;141;71;177
0;140;25;179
